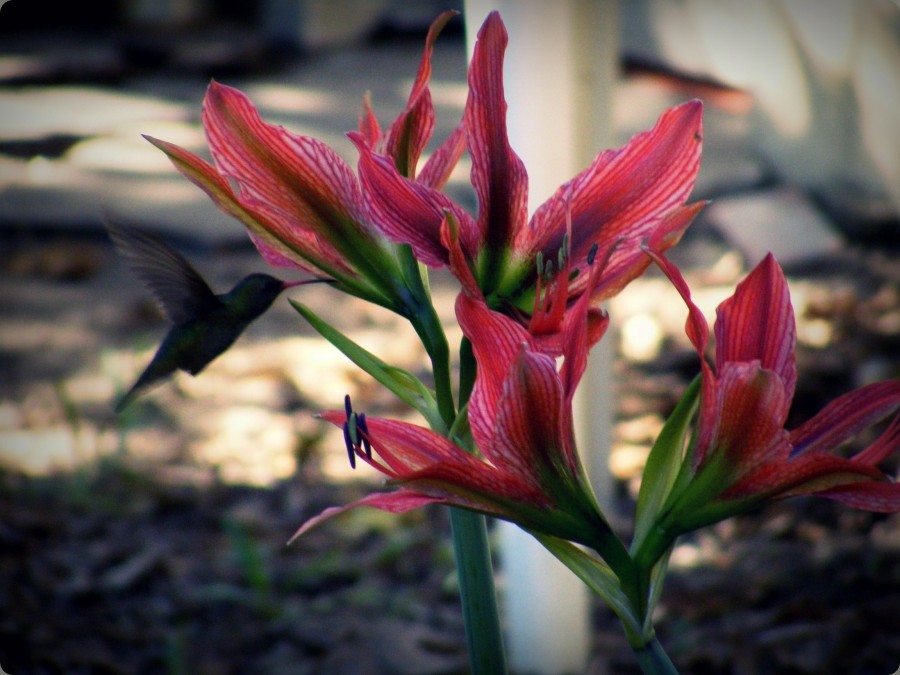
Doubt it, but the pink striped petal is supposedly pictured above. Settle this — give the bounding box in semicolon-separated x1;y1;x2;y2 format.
317;410;553;515
558;261;610;404
644;246;723;460
144;134;348;277
789;380;900;458
490;347;580;486
356;93;382;148
352;133;475;267
465;11;529;260
289;491;444;542
398;461;551;512
700;362;791;472
525;101;703;268
643;246;709;356
442;213;482;298
579;201;705;302
715;253;797;400
384;10;458;177
818;480;900;512
417;122;466;190
203;81;369;247
724;452;884;501
319;410;465;476
456;292;533;454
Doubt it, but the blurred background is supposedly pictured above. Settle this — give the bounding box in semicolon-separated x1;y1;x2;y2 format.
1;1;898;673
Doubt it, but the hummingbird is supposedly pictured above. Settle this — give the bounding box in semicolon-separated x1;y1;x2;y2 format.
107;222;326;412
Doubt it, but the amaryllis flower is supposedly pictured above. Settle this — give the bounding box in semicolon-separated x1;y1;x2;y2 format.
354;10;705;351
644;250;900;540
291;268;620;551
143;12;463;314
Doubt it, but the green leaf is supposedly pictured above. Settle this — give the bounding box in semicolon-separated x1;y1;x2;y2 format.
533;532;644;644
291;301;445;431
642;547;673;636
631;375;700;554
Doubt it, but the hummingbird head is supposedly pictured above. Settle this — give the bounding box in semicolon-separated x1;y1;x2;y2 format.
226;273;292;318
225;274;334;321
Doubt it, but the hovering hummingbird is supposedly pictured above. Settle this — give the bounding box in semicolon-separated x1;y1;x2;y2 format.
107;222;326;412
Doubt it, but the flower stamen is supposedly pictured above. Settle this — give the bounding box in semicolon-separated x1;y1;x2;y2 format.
342;394;373;469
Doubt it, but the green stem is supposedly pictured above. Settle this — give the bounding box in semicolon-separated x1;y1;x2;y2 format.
450;508;508;674
632;636;679;675
409;303;455;426
409;284;507;675
458;337;476;406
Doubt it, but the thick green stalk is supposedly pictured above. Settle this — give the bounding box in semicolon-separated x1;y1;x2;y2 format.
410;283;507;675
408;303;455;426
449;508;508;674
632;636;679;675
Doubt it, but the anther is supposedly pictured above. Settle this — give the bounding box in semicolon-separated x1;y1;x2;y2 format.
358;413;372;459
341;394;372;468
587;242;599;266
348;410;359;446
344;394;353;417
342;421;356;469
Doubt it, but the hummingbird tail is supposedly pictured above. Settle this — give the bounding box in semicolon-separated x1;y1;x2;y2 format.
114;384;142;413
114;362;166;413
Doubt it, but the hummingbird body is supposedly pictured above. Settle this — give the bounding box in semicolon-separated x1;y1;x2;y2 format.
107;223;312;411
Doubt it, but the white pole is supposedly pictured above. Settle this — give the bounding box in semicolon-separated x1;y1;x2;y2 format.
463;2;619;673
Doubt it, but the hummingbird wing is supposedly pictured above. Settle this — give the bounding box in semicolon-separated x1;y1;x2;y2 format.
106;221;222;324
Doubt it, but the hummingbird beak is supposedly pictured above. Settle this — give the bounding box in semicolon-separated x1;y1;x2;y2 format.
282;278;336;290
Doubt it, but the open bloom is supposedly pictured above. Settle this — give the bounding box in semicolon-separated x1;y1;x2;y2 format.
354;10;705;351
292;267;617;549
646;250;900;537
143;12;463;314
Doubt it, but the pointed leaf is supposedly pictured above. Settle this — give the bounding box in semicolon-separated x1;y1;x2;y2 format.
533;533;644;642
632;375;700;553
292;301;443;431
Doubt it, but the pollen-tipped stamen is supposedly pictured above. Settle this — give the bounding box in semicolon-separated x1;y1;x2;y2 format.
358;413;372;459
342;394;373;468
342;421;356;469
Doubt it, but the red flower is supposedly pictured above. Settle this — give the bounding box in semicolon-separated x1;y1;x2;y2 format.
143;12;462;313
354;11;705;351
291;271;616;548
648;250;900;534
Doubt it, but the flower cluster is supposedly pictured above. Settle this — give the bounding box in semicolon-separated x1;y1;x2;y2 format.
146;8;900;671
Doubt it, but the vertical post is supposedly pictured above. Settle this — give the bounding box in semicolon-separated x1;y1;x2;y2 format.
463;2;619;673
